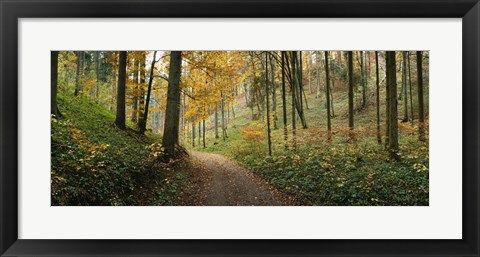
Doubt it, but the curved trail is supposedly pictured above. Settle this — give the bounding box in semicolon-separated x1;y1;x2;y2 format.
180;151;296;206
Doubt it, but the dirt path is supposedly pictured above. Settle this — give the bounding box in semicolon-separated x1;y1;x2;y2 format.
179;151;297;206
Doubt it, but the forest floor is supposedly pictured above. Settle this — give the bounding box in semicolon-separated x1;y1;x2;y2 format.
176;151;299;206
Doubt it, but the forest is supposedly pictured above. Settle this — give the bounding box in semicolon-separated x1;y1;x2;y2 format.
51;50;429;206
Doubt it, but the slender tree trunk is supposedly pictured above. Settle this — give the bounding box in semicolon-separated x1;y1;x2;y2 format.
325;51;332;141
192;123;196;147
417;51;425;141
386;51;399;160
115;51;127;130
375;51;382;144
348;51;354;141
198;121;201;146
307;51;312;93
316;51;321;99
131;58;140;123
162;51;183;157
291;53;297;150
221;91;227;140
402;52;409;122
202;119;206;148
271;53;278;130
330;59;335;117
139;51;157;134
360;51;366;108
385;52;390;147
408;52;414;125
293;52;308;128
215;104;219;139
94;51;100;101
74;51;82;96
139;52;146;123
265;52;272;156
51;51;60;117
281;51;288;148
297;52;304;115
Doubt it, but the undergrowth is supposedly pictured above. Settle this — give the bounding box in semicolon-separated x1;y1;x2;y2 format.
51;94;185;206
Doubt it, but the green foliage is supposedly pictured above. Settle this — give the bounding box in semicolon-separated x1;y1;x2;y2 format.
238;140;428;206
51;93;185;205
202;72;429;206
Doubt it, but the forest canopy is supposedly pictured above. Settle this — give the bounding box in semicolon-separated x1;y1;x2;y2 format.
51;50;429;206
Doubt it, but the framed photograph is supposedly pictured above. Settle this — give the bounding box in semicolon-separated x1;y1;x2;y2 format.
1;0;479;256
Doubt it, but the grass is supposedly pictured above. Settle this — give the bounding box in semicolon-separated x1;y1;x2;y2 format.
51;93;186;206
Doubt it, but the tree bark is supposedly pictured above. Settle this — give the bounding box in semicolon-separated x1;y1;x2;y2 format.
402;52;409;122
115;51;127;130
316;51;321;99
162;51;183;157
348;51;354;139
139;51;157;134
139;52;146;124
51;51;60;117
192;123;196;147
202;119;206;148
281;51;288;148
265;52;272;156
131;58;140;123
375;51;382;144
416;51;426;141
215;104;219;139
221;91;227;140
360;51;366;108
74;51;82;96
94;51;100;101
386;51;399;160
325;51;332;141
271;53;278;130
408;52;414;125
291;53;297;150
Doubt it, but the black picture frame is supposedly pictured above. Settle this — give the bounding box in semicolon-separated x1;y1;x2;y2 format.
1;0;479;256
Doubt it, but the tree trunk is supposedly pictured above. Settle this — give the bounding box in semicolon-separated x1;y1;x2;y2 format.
386;51;399;160
139;51;157;134
265;52;272;156
385;52;390;147
291;53;297;150
221;91;227;140
271;53;278;130
329;58;334;117
115;51;127;130
131;58;140;123
198;121;201;146
408;52;414;125
360;51;366;108
74;51;82;96
325;51;332;141
416;51;425;141
192;123;196;147
215;104;219;139
139;52;146;124
402;52;409;122
375;51;382;144
94;51;100;101
281;51;288;148
348;51;354;140
162;51;183;157
202;119;206;148
51;51;60;117
316;51;321;99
